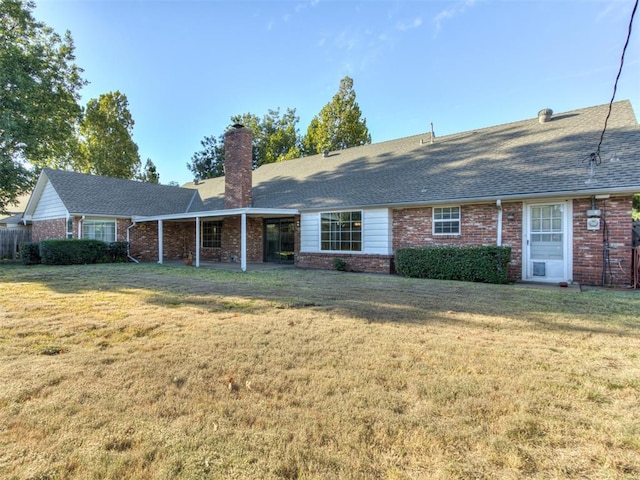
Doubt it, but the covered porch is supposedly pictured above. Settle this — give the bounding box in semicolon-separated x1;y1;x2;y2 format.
131;207;299;272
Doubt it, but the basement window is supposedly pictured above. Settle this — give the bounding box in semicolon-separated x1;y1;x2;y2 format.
321;211;362;252
433;206;460;235
202;220;222;248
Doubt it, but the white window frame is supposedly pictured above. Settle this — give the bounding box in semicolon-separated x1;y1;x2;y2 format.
433;206;461;235
66;217;74;239
82;218;117;243
319;210;363;252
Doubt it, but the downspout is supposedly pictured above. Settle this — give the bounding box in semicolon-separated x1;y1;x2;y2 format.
126;222;140;263
496;199;503;246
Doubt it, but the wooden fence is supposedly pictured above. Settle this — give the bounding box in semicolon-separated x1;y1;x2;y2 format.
0;229;31;260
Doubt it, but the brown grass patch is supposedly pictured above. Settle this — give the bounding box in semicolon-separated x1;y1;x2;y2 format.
0;263;638;479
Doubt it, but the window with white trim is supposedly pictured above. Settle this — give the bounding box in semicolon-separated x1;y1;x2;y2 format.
433;206;460;235
202;220;222;248
66;217;73;239
321;211;362;252
82;219;116;242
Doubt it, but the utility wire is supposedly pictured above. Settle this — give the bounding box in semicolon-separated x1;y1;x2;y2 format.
593;0;638;164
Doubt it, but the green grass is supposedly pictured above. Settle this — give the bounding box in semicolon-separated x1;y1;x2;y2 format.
0;263;638;479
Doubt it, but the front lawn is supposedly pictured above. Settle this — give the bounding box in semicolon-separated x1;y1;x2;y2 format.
1;263;638;479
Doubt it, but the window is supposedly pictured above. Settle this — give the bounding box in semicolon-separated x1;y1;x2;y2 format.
202;220;222;248
433;206;460;235
82;219;116;242
321;211;362;252
66;217;73;239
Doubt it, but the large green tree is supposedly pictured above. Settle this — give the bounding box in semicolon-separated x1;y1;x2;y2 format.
188;108;301;179
136;158;159;183
0;0;85;212
80;91;141;179
231;108;301;167
302;76;371;156
187;134;225;181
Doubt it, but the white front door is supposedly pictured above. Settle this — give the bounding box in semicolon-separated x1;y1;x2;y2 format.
523;201;572;282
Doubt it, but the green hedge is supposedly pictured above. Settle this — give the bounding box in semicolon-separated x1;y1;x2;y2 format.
19;242;41;265
106;241;129;263
395;246;511;284
39;239;109;265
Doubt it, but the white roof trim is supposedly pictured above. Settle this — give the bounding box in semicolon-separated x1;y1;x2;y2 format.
132;207;299;222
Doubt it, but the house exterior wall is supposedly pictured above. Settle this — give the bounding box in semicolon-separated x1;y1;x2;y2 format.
32;218;67;242
300;209;392;254
296;208;393;273
392;203;523;280
572;195;634;286
221;217;263;263
32;182;67;220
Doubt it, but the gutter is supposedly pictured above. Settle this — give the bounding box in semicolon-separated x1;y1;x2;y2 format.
298;186;640;213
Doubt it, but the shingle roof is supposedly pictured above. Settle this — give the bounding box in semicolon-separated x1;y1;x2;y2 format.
190;101;640;210
43;168;204;216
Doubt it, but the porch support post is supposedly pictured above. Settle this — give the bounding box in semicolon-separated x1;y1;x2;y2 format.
158;219;163;264
195;216;200;267
240;213;247;272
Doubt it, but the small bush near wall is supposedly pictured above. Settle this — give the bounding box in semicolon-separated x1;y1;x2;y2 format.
106;242;129;263
40;239;109;265
333;258;347;271
19;242;41;265
395;246;511;284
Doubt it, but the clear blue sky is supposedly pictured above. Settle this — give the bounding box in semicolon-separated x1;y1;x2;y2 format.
34;0;639;186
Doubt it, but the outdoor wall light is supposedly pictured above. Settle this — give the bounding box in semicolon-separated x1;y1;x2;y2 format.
507;213;515;220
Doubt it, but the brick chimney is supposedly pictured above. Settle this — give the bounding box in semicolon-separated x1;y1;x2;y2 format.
224;124;253;209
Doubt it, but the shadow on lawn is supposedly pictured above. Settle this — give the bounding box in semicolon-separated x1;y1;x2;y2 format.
3;263;639;336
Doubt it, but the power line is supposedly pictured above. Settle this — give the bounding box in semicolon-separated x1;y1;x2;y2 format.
593;0;638;165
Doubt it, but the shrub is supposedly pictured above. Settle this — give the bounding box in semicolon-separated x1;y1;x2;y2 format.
19;242;41;265
106;242;129;263
395;246;511;284
333;258;347;271
39;239;108;265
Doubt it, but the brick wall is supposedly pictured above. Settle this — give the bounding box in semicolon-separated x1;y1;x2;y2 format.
221;217;263;263
296;252;394;274
224;126;253;209
32;218;66;241
573;196;634;286
392;204;522;281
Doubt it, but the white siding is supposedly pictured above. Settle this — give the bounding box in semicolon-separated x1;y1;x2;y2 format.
32;181;68;220
299;208;391;254
363;209;392;254
300;213;319;252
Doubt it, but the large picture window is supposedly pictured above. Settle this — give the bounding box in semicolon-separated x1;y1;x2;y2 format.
202;220;222;248
433;206;460;235
82;219;116;242
321;211;362;252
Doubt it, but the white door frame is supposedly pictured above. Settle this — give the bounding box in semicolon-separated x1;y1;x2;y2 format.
522;199;573;283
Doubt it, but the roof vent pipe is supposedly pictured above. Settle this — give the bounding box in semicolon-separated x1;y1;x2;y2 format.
538;108;553;123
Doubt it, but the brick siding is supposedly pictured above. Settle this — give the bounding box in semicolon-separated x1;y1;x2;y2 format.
572;196;634;286
296;252;393;274
32;218;67;242
224;126;253;209
392;203;522;281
